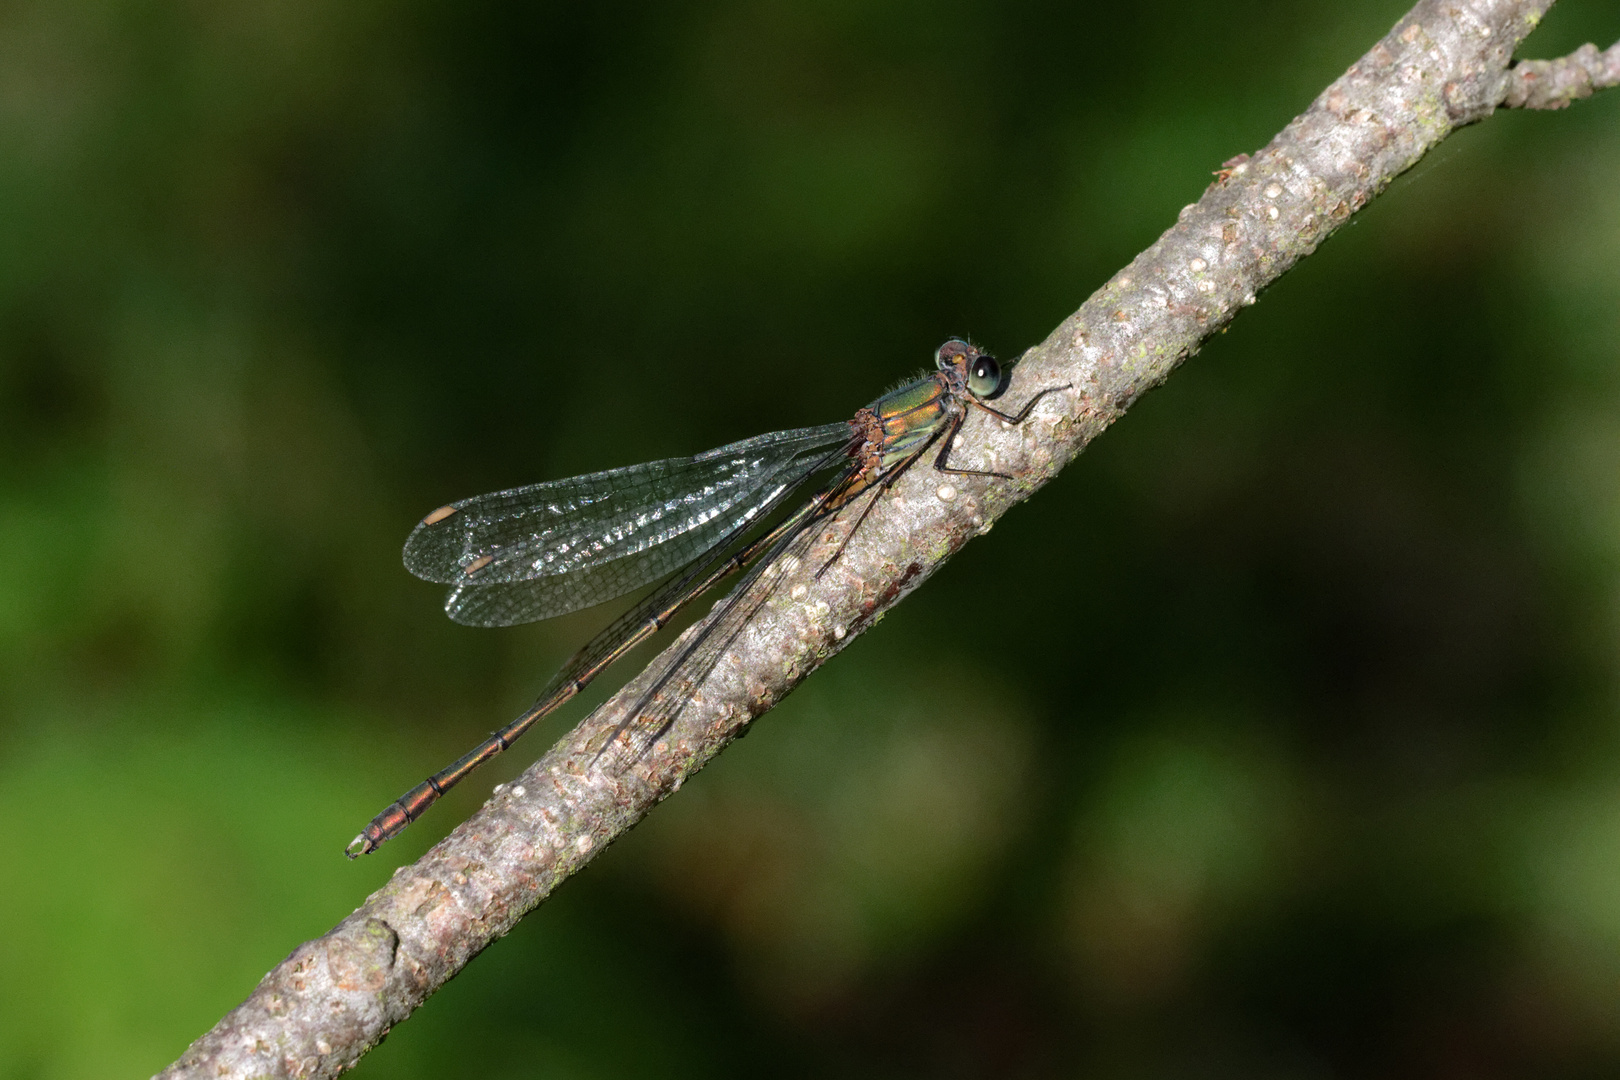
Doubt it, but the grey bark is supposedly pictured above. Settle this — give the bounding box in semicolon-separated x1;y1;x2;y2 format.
158;3;1617;1077
1504;39;1620;107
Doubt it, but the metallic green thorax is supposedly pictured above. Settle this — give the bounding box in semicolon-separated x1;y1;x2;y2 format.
869;376;952;470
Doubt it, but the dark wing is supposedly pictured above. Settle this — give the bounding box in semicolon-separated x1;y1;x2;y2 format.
404;423;851;627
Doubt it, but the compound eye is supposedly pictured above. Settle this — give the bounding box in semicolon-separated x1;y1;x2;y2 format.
967;354;1002;398
935;338;971;370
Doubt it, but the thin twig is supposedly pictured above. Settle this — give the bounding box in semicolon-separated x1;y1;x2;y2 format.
159;2;1614;1077
1504;39;1620;108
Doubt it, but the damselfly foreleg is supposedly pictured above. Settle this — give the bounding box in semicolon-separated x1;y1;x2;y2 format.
937;381;1070;476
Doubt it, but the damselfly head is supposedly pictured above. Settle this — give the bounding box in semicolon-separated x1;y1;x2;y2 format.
935;338;1007;401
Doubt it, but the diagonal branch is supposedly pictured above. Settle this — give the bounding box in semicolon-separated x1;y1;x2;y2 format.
159;2;1617;1077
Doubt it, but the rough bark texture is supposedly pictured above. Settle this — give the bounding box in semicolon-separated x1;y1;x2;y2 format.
160;2;1615;1077
1504;39;1620;107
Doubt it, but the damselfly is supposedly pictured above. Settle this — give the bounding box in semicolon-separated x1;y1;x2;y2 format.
348;339;1065;857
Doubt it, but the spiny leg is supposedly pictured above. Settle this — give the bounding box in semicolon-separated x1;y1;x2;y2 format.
813;448;930;579
968;382;1070;424
937;382;1072;477
933;410;1013;479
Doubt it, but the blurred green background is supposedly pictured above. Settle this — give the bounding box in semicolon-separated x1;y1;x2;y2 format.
2;0;1619;1076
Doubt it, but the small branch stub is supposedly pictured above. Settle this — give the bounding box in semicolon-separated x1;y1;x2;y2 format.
1504;40;1620;109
